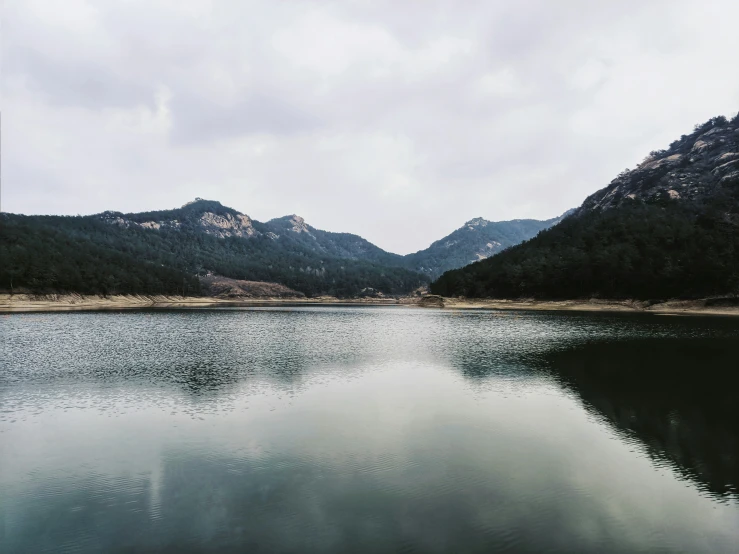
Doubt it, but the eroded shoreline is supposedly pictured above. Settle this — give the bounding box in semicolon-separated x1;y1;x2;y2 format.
0;293;401;313
439;297;739;317
2;293;739;317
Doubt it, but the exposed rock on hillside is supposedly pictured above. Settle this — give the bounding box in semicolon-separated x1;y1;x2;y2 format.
285;215;311;234
198;212;258;238
100;199;260;239
432;112;739;301
578;116;739;213
102;213;182;231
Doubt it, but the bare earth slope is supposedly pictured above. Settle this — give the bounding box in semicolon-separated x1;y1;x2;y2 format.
199;275;305;299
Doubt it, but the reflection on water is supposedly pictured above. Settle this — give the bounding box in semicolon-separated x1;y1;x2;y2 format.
546;338;739;500
1;307;738;553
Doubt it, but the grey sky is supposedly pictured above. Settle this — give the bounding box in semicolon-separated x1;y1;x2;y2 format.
3;0;738;254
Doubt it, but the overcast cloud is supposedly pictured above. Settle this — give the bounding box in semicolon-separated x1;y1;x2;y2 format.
3;0;738;253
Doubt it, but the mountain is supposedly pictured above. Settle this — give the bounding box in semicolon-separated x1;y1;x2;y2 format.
577;116;739;212
431;112;739;300
1;194;564;297
263;214;404;265
404;213;570;279
103;199;405;265
1;199;427;298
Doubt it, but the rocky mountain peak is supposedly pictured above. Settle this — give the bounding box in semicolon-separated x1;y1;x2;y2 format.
99;198;260;238
405;214;565;278
267;214;313;234
465;217;489;228
578;113;739;214
181;198;228;211
285;215;311;233
182;197;208;207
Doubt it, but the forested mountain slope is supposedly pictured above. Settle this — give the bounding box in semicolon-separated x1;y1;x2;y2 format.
431;113;739;300
1;196;561;297
0;200;427;297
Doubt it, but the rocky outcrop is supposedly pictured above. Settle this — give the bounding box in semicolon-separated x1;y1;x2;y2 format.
102;213;181;231
101;200;260;239
578;115;739;213
286;215;311;234
198;212;258;238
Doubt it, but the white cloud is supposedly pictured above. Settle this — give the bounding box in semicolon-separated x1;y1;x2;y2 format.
3;0;738;253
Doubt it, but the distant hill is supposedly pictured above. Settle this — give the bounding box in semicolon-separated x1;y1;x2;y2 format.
0;199;426;298
263;214;404;266
1;195;563;297
432;112;739;300
404;213;570;279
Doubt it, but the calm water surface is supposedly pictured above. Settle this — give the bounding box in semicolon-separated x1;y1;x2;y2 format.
1;306;738;553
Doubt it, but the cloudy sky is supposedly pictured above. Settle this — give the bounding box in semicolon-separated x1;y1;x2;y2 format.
3;0;738;254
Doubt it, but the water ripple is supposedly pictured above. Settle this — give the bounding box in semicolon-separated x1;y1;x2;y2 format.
1;307;738;553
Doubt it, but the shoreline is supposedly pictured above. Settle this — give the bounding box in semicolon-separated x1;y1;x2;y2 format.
1;293;738;317
438;297;739;317
0;293;401;313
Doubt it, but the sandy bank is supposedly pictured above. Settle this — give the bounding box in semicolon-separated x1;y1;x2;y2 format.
0;293;400;313
437;297;739;317
2;293;738;317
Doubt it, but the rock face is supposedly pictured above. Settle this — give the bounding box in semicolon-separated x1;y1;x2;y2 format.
103;214;181;231
198;212;257;238
101;200;259;239
578;115;739;214
285;215;311;234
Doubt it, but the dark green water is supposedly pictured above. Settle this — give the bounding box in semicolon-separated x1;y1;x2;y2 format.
1;306;738;553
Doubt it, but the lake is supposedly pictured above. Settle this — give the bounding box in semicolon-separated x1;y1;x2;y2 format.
1;306;738;553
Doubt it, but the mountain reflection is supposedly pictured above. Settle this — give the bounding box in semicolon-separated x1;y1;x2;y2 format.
546;338;739;500
4;309;739;553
